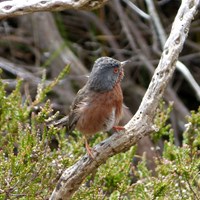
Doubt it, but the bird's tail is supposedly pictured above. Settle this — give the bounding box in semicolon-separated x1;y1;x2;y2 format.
49;116;69;127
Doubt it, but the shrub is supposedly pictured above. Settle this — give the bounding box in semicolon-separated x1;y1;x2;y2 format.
0;71;199;199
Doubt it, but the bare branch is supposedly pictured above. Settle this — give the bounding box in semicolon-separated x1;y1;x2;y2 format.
176;61;200;100
50;0;199;199
122;0;150;20
0;57;41;82
0;0;109;19
145;0;200;100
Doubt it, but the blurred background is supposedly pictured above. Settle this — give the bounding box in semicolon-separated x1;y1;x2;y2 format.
0;0;200;171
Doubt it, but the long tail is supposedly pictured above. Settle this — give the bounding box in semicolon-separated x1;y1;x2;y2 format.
50;116;69;127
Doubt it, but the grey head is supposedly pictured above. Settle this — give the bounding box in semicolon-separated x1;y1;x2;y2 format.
87;57;129;92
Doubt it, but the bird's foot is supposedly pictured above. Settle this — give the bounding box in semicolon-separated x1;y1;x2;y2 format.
86;147;94;159
113;126;125;132
85;140;94;159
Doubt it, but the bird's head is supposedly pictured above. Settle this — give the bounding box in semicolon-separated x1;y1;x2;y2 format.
87;57;129;92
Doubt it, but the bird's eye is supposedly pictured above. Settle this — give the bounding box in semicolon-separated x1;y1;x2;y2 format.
113;67;119;74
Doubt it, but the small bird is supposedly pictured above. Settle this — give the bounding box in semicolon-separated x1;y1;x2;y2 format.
54;57;130;157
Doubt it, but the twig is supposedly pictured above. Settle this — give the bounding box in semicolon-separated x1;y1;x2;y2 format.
122;0;150;20
176;62;200;100
0;57;42;83
50;0;199;199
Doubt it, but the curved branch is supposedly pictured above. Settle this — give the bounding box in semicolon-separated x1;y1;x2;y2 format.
50;0;199;199
145;0;200;100
0;0;108;19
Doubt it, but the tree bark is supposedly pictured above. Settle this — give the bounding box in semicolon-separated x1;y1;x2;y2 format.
0;0;109;19
49;0;199;199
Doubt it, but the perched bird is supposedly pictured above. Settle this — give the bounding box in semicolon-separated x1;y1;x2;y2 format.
54;57;130;157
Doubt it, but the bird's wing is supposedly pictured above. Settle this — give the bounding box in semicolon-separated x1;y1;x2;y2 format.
65;85;89;133
50;85;88;133
69;85;88;112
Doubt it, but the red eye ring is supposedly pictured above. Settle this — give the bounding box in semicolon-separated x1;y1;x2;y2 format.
113;67;119;74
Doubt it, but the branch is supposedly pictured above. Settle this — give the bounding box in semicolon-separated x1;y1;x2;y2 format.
114;0;189;125
145;0;200;100
50;0;199;199
0;0;109;19
122;0;150;20
0;57;41;83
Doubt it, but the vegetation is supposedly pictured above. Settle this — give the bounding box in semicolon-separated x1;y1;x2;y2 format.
0;74;199;199
0;0;199;199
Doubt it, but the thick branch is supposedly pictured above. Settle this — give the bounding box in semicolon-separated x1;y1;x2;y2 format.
50;0;199;199
0;0;108;19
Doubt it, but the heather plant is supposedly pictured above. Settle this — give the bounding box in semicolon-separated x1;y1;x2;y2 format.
0;71;199;199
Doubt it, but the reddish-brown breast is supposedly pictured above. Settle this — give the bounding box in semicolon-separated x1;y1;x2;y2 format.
76;82;123;137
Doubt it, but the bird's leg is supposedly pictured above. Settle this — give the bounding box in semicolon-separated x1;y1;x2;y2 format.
84;136;94;159
113;126;125;132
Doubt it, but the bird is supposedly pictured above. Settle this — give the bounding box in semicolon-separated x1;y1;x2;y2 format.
53;57;130;158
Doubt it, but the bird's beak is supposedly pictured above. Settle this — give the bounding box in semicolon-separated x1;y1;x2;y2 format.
120;60;131;67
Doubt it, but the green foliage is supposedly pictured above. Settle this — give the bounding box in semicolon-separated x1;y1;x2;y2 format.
183;107;200;149
74;145;136;200
73;103;200;200
153;101;173;143
0;67;75;199
0;69;200;199
33;65;70;106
